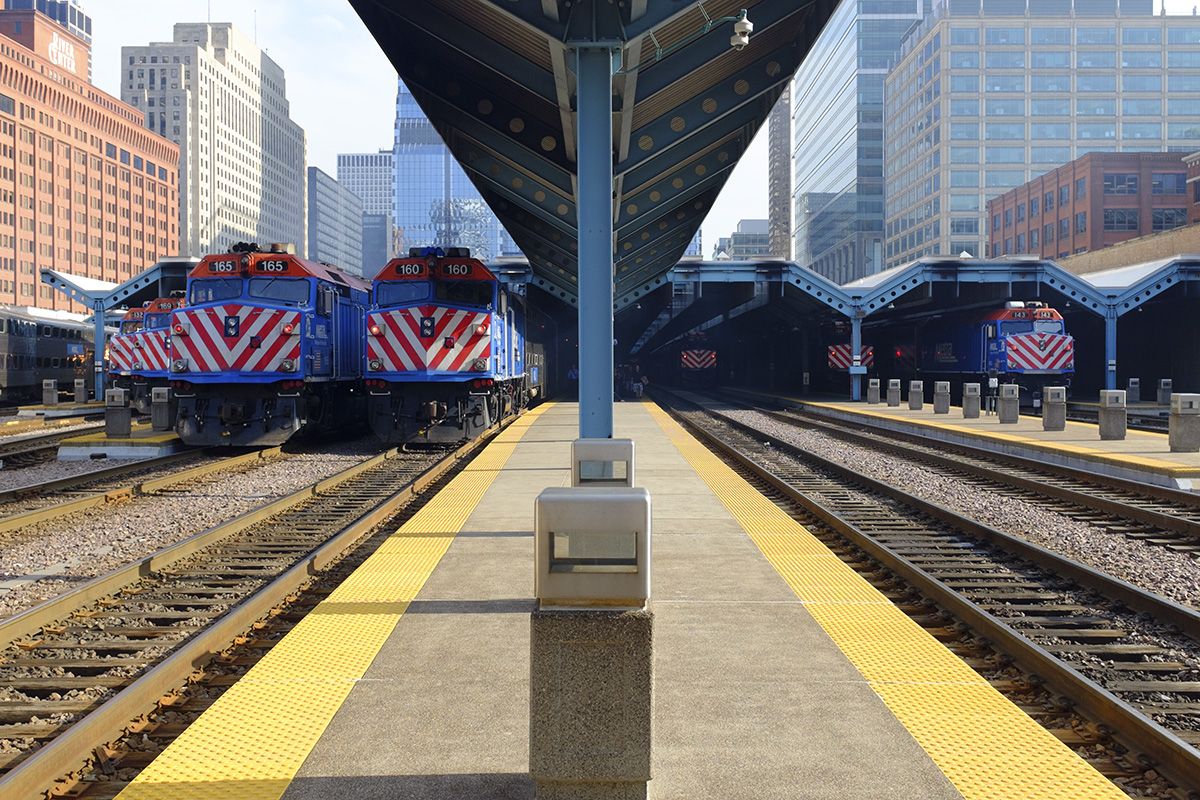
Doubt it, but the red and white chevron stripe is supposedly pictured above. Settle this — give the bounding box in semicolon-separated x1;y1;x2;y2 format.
827;344;875;370
681;349;717;370
172;304;302;374
107;334;139;373
367;305;492;374
1005;332;1074;372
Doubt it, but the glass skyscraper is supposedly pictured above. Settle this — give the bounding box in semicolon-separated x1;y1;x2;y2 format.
393;80;517;260
791;0;932;284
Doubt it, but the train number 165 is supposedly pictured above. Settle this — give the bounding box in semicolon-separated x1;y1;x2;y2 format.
256;260;289;273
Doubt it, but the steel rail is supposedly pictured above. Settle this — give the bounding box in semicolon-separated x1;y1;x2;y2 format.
0;415;516;800
658;390;1200;793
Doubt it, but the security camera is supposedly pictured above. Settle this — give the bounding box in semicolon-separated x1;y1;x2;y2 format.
731;31;749;50
730;13;752;50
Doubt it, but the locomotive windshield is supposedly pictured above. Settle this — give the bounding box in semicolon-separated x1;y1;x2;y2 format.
375;281;430;306
434;280;492;308
190;278;241;304
119;320;142;334
1003;320;1064;334
145;313;170;330
248;277;309;306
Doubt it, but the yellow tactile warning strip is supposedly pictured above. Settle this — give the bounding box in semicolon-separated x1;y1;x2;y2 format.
806;400;1200;478
645;402;1127;800
116;404;553;800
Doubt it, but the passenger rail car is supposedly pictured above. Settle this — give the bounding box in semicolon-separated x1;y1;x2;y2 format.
0;306;93;403
364;247;542;445
169;245;370;446
108;297;183;413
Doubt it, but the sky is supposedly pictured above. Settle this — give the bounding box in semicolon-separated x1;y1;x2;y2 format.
88;0;1199;255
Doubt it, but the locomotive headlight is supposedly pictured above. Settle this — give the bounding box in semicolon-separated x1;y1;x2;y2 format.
282;322;295;335
471;358;488;372
171;358;188;372
281;358;297;373
475;324;487;336
368;359;383;371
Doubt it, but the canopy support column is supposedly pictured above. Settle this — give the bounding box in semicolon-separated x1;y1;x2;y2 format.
1105;311;1118;391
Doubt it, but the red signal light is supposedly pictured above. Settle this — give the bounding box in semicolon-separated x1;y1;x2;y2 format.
369;324;381;336
173;323;187;335
475;324;487;336
894;348;903;358
282;322;295;335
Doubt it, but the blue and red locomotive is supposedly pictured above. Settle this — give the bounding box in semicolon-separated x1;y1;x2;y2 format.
168;244;370;446
364;247;543;445
108;297;183;413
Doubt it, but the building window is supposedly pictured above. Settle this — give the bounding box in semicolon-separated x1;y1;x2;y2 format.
1016;233;1026;251
1016;203;1025;222
1075;178;1086;200
993;213;1002;232
1004;209;1013;228
986;27;1025;45
1044;223;1055;242
1059;186;1069;206
1030;229;1040;249
1044;191;1054;212
1075;212;1087;234
1103;209;1140;232
1152;208;1188;232
1059;218;1070;238
1030;197;1040;216
1104;174;1139;195
1151;173;1187;195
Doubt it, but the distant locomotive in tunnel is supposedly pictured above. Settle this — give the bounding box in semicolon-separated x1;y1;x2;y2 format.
676;337;718;388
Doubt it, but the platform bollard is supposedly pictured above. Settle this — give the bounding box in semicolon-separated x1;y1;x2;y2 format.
1043;386;1067;432
104;388;132;438
73;378;87;405
150;387;174;432
866;378;881;405
908;380;924;411
963;383;981;419
42;379;58;407
933;381;950;414
998;384;1020;424
886;379;901;407
1099;390;1127;441
1169;394;1200;453
1127;377;1141;404
1158;379;1173;406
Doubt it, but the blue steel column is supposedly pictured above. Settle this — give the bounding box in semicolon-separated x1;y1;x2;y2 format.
574;44;617;438
93;301;107;397
850;315;863;401
1105;311;1118;390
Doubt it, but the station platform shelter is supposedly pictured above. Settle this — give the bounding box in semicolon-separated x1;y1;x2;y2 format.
114;401;1126;800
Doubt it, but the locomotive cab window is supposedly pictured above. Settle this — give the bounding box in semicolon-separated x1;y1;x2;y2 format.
190;278;241;304
375;281;429;306
249;277;309;306
434;280;492;308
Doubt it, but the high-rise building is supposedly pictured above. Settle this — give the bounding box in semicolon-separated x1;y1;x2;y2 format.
767;84;792;260
986;152;1190;260
713;220;771;259
3;0;90;77
0;3;179;310
684;230;703;257
393;80;516;260
337;149;394;270
307;167;364;276
122;23;307;259
884;1;1200;268
1187;150;1200;225
791;1;932;283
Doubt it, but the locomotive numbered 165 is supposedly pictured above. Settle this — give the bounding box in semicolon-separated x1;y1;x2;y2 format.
168;245;370;446
364;247;543;445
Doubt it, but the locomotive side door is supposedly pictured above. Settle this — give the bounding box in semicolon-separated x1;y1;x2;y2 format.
312;284;334;377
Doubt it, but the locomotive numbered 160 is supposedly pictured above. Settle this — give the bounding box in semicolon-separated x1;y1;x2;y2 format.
168;245;370;446
364;247;543;445
108;297;184;413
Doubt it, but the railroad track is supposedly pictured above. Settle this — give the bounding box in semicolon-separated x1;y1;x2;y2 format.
0;424;105;470
657;389;1200;795
1068;406;1170;433
713;388;1200;556
0;420;506;799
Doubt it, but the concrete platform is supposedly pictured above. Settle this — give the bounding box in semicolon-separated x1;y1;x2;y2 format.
801;399;1200;491
114;402;1126;800
16;402;104;420
57;423;182;460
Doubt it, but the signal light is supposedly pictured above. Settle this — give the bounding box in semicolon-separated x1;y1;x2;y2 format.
282;322;295;335
475;324;487;335
369;323;381;336
173;323;187;335
471;378;495;389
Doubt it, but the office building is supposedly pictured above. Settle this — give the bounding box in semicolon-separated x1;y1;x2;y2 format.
713;220;771;259
307;167;363;275
885;1;1200;268
1188;150;1200;225
122;23;307;259
3;0;90;77
337;149;394;271
393;79;515;260
684;230;702;257
767;84;791;260
792;0;932;283
0;3;178;310
987;152;1190;260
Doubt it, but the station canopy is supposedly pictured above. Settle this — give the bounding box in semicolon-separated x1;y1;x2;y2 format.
349;0;837;307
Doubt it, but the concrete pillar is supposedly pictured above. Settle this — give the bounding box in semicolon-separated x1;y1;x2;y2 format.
1127;377;1141;404
963;383;981;419
886;379;901;407
42;379;58;407
998;384;1020;424
73;378;87;405
933;381;950;414
866;378;881;405
1099;390;1127;441
908;380;924;411
1158;378;1173;406
1169;394;1200;453
1043;386;1067;432
150;386;174;432
104;387;131;438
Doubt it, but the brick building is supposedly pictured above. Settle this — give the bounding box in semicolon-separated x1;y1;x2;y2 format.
0;4;179;310
987;152;1190;260
1188;150;1200;225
